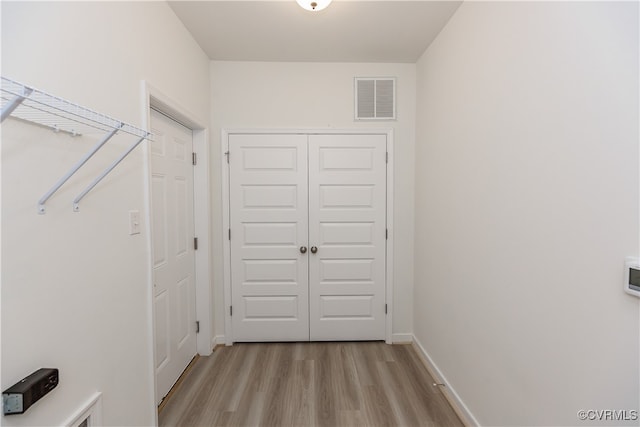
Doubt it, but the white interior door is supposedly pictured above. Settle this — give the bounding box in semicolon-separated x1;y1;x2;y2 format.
308;134;387;340
150;109;197;405
229;134;309;341
228;133;387;342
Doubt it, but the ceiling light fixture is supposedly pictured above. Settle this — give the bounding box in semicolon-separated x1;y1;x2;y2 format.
296;0;332;12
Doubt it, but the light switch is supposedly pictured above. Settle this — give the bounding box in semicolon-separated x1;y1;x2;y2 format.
129;210;141;235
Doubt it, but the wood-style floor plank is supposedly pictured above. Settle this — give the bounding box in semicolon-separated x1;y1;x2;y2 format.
159;342;463;427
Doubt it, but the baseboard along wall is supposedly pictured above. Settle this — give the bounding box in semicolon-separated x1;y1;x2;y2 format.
410;335;480;427
391;333;414;344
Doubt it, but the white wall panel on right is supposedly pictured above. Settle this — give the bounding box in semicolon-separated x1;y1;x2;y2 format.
414;2;639;426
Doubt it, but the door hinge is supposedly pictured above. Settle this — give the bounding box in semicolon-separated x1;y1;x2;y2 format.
225;151;230;164
385;304;388;314
228;229;231;240
386;152;389;163
194;237;198;250
192;152;197;166
386;229;388;240
196;321;200;333
230;305;233;316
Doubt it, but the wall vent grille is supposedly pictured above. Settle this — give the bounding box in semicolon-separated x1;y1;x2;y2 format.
355;77;396;120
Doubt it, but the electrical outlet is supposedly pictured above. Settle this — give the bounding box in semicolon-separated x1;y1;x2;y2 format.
129;210;141;235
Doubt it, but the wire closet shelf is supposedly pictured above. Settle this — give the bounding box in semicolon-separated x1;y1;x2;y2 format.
1;76;152;214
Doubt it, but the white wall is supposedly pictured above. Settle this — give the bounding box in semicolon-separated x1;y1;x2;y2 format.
210;61;416;339
1;2;209;426
414;2;639;425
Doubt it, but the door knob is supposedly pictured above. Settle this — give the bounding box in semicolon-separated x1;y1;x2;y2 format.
300;246;307;254
310;246;318;254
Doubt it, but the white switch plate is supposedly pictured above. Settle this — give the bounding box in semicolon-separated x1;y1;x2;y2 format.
129;210;141;235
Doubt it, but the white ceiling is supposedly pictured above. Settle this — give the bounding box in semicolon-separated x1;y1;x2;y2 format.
168;1;463;63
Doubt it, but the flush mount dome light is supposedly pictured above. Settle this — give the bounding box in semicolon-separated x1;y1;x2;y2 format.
296;0;332;11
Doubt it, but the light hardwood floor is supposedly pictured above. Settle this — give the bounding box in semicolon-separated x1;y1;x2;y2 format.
159;342;464;427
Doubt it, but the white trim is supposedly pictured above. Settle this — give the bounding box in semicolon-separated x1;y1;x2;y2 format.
211;335;226;349
220;128;394;344
411;335;480;427
141;81;213;419
61;392;103;427
221;129;233;345
391;333;413;344
385;129;394;344
192;126;213;356
140;83;159;426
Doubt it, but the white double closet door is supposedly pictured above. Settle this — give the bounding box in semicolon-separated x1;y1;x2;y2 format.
230;133;387;341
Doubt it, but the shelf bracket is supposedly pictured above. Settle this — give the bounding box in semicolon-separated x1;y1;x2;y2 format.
73;132;150;211
38;124;123;214
1;86;33;122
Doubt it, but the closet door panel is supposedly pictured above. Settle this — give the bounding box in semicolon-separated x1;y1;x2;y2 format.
308;134;387;341
229;134;309;341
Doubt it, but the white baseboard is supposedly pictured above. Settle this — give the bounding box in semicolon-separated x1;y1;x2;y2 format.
211;335;225;350
391;333;414;343
411;335;480;427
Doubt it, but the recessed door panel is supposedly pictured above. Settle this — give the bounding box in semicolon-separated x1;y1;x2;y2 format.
244;296;299;319
242;147;298;170
319;147;375;170
175;177;188;257
319;222;375;246
152;175;167;269
154;290;169;369
242;259;298;284
242;185;297;209
319;295;374;319
176;277;190;346
320;185;375;209
320;259;375;282
243;223;297;247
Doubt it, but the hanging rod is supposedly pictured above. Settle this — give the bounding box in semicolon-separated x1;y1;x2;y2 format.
1;76;153;213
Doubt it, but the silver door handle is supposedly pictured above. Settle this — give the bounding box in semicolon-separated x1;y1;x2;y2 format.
300;246;307;254
310;246;318;254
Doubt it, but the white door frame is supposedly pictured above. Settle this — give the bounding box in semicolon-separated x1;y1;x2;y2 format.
141;81;212;414
221;128;394;345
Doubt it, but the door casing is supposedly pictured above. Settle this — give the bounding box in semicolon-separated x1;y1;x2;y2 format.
149;108;197;405
142;81;212;421
221;128;394;345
